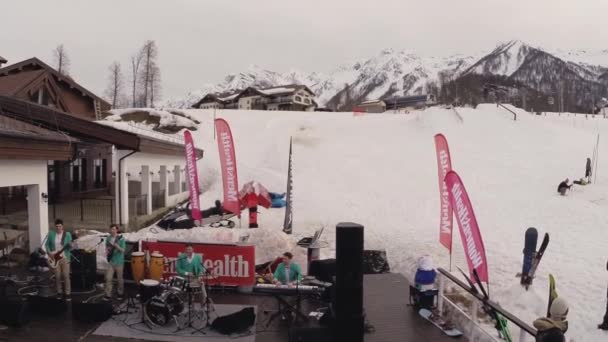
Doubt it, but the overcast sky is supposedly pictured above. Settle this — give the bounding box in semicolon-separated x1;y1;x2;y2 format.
2;0;608;100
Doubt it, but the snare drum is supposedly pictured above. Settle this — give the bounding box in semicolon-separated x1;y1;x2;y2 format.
169;276;186;292
149;253;164;281
139;279;161;303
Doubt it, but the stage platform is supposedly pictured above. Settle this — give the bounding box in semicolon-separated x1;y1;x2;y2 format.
0;272;465;342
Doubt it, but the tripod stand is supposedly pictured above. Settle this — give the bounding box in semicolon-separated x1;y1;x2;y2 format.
191;269;216;335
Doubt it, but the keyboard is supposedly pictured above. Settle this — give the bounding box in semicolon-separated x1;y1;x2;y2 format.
254;283;324;295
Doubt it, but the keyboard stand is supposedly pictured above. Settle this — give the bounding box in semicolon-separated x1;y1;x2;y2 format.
265;293;308;328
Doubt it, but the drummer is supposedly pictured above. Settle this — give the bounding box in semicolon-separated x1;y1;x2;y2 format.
176;244;207;306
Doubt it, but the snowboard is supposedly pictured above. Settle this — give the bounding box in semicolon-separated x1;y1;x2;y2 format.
520;228;538;285
524;233;550;289
419;308;463;337
547;274;557;318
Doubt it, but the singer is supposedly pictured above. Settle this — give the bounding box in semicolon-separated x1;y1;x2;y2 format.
104;224;125;301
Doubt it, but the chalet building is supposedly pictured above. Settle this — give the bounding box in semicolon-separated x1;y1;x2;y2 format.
0;96;203;252
192;84;317;112
0;57;110;120
358;94;436;113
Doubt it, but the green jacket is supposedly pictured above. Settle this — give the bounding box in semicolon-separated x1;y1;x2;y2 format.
176;253;204;277
46;230;72;262
105;235;126;266
273;262;302;285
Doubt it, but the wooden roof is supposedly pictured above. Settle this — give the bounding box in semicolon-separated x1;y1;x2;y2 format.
0;57;110;108
0;114;76;160
0;95;203;157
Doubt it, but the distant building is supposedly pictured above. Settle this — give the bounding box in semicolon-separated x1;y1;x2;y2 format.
384;94;436;111
358;100;386;113
0;57;110;120
192;84;317;112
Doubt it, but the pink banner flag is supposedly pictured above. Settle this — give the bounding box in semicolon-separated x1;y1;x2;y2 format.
434;134;453;252
215;118;240;217
184;130;201;221
445;170;489;283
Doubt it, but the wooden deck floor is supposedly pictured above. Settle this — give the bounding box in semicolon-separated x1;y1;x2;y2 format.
0;273;465;342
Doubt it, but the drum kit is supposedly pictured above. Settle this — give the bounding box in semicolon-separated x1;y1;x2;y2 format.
128;251;218;331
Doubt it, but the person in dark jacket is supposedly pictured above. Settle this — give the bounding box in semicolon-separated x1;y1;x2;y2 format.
586;158;592;183
557;179;571;196
534;297;569;342
599;259;608;330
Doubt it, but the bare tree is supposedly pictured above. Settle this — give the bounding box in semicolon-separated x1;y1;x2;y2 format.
149;65;162;107
139;40;160;107
53;44;70;75
104;62;125;109
130;51;144;107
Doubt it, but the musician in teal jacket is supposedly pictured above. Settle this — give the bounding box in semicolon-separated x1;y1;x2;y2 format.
176;244;207;305
104;224;126;300
273;252;302;285
45;219;73;300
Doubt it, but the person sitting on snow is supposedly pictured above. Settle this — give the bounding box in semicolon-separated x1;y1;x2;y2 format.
534;297;569;342
557;179;572;196
201;200;223;218
411;255;438;310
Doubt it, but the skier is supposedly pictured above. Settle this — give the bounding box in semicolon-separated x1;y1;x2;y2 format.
533;297;569;342
411;255;437;309
557;178;572;196
586;157;592;183
599;259;608;330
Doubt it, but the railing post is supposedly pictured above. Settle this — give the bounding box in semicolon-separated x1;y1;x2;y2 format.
110;199;114;225
471;294;479;323
438;272;445;315
80;199;84;221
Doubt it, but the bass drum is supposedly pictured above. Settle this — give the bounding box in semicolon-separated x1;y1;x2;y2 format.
144;290;184;327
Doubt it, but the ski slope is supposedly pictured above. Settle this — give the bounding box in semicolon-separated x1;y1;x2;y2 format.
100;104;607;341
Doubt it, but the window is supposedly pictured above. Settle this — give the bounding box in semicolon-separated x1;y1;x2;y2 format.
295;96;303;102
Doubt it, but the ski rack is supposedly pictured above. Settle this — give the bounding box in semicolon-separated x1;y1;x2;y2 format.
437;268;537;339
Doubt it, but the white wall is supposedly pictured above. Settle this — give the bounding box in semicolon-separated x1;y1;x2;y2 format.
119;153;188;182
0;160;49;251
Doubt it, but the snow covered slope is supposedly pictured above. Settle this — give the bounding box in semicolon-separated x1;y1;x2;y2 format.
169;105;606;341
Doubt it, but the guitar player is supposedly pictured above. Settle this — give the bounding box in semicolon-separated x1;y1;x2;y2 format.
45;219;73;301
104;224;126;301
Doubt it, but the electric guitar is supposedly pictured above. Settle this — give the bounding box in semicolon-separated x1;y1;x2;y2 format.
47;241;73;269
106;234;123;262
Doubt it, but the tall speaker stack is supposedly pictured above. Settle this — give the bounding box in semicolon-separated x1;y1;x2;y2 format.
71;249;97;291
335;222;364;342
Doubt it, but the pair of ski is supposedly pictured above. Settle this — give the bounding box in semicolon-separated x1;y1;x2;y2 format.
458;267;513;341
518;228;550;290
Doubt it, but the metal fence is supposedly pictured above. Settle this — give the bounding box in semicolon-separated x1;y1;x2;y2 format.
50;198;114;225
152;190;165;210
437;268;536;341
128;194;148;217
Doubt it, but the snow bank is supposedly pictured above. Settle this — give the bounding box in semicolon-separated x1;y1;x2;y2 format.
102;104;607;341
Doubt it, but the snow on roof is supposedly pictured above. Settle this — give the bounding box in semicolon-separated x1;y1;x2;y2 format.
360;99;385;105
259;87;297;96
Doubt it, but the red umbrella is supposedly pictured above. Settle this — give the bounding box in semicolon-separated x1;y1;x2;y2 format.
239;181;272;209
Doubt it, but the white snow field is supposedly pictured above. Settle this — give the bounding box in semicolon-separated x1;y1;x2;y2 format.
91;104;608;341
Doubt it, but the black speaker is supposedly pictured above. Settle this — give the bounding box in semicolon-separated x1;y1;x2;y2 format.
289;326;333;342
335;222;364;342
362;249;390;274
0;299;29;326
308;259;336;283
123;241;138;281
28;295;67;315
72;301;113;322
71;249;97;291
211;307;256;335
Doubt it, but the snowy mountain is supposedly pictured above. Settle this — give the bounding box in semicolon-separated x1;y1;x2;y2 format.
164;40;608;112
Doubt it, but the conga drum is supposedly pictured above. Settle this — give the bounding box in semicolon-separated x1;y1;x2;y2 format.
149;252;164;281
130;252;145;283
